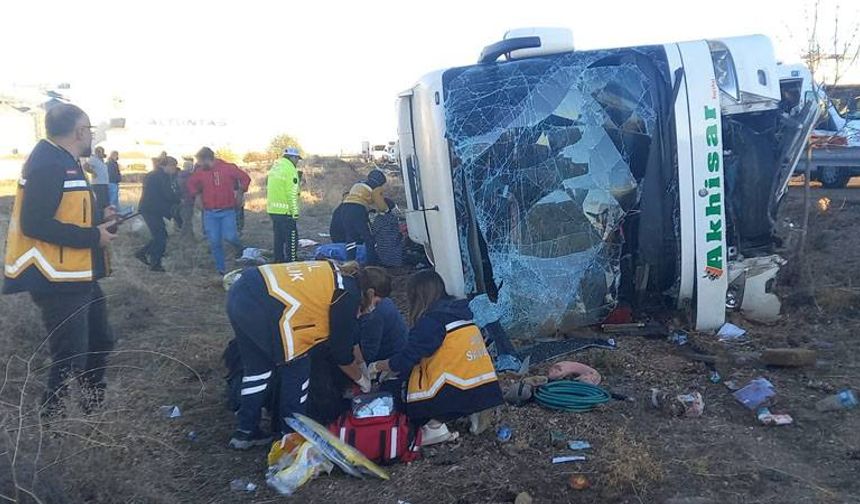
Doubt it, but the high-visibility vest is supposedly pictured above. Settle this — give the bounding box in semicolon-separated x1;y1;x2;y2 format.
258;261;345;362
4;177;104;286
406;320;498;404
266;157;300;216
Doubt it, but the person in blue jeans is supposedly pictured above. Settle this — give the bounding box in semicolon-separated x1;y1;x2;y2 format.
202;209;244;273
187;147;251;273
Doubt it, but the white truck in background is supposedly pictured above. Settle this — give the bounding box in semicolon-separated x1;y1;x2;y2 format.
778;64;860;188
397;28;818;338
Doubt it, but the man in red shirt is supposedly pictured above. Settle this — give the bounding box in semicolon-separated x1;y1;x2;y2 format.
187;147;251;274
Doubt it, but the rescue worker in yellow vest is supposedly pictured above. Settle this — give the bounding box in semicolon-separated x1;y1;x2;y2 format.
267;147;301;263
330;169;388;264
3;103;119;416
370;270;503;445
226;260;377;449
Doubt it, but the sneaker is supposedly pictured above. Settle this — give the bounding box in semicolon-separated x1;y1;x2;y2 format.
134;249;150;266
150;263;166;272
228;429;272;450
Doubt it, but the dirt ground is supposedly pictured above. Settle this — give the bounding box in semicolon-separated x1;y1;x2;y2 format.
0;164;858;504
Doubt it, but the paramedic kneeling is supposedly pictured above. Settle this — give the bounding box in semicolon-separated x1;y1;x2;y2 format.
371;270;503;445
226;260;373;450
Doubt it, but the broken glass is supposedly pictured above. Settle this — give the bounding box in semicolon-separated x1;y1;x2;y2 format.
443;47;669;338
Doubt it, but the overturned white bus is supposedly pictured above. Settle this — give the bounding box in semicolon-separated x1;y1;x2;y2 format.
396;29;817;338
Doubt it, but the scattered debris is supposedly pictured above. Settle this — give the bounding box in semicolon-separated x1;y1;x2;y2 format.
708;370;722;384
760;348;817;368
496;425;513;443
732;378;776;410
717;323;748;343
185;431;198;442
514;491;533;504
567;440;591;451
675;392;705;418
817;196;832;213
815;389;858;412
229;479;257;493
266;438;334;495
547;361;601;385
158;405;181;418
651;389;704;417
552;455;587;464
668;330;689;346
756;408;794;426
568;474;591;490
237;247;269;266
298;238;319;248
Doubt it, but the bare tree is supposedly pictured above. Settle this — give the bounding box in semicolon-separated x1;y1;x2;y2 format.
794;0;859;297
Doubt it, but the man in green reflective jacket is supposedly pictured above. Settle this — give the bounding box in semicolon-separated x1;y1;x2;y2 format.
267;148;301;262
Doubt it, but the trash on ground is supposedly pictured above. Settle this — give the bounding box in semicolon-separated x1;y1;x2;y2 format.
298;238;319;248
229;479;257;493
668;330;689;346
815;389;858;412
547;361;601;385
503;382;533;406
514;492;533;504
817;196;831;213
158;405;181;418
675;392;705;417
266;436;334;496
552;455;587;464
534;381;611;412
285;413;389;480
186;431;198;442
733;378;776;410
708;370;722;384
760;348;817;368
238;247;269;266
717;323;749;343
567;440;591;450
651;390;704;417
756;407;794;426
569;474;591;490
496;425;512;442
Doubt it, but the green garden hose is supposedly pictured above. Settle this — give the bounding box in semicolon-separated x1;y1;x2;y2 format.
533;380;611;412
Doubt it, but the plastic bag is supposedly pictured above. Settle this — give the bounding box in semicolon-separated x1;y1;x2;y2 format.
266;434;333;496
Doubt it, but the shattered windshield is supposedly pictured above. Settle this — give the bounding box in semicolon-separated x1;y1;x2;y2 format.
443;47;671;338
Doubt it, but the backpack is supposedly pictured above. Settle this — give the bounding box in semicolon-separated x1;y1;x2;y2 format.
328;403;422;464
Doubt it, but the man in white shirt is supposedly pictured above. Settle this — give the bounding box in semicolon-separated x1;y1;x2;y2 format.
84;146;111;211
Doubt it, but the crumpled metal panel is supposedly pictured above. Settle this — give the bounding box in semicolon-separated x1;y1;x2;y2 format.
444;49;663;337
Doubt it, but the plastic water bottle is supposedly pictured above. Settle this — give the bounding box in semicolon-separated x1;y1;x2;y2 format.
815;389;858;412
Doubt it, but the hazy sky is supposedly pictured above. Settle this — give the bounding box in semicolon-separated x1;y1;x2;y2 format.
3;0;858;154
